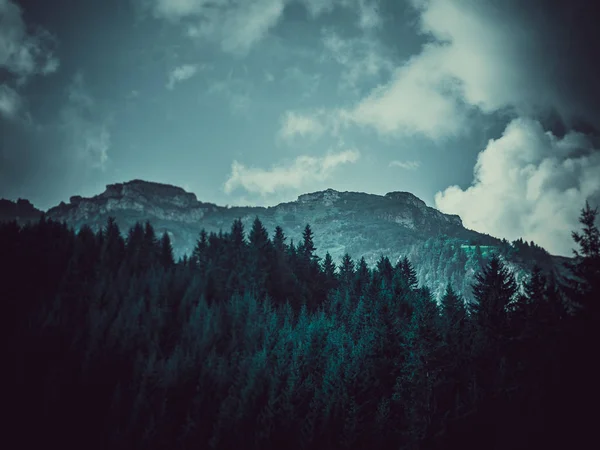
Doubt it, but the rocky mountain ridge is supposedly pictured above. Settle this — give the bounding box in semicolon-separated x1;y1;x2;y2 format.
2;179;566;300
40;180;473;259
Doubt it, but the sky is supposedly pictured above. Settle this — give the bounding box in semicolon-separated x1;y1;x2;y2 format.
1;0;599;257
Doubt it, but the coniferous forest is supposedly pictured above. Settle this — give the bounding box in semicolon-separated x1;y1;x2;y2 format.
2;203;599;450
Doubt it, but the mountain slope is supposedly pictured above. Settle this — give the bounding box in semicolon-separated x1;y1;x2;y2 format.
5;179;568;300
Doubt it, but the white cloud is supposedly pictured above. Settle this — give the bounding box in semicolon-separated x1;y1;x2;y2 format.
278;108;349;143
0;0;59;81
166;64;199;89
146;0;287;55
389;160;420;170
357;0;382;30
301;0;336;17
60;73;111;170
435;118;600;257
223;149;360;195
0;0;59;123
279;110;326;140
345;44;468;140
146;0;383;55
410;0;600;128
321;29;392;93
308;0;599;141
0;84;22;119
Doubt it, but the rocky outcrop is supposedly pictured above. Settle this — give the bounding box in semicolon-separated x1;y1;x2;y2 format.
47;180;220;225
39;181;479;262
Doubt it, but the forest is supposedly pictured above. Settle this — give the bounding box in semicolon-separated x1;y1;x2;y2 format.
2;202;599;450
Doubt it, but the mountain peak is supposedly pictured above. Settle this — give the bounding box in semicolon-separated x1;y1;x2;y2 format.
47;179;217;226
297;188;341;205
384;191;427;208
100;179;198;203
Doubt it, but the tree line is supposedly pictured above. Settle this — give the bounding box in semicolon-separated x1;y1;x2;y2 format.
2;203;598;449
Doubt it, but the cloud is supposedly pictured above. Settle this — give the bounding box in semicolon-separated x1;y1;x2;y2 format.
278;108;349;143
145;0;382;55
345;44;468;140
301;0;336;17
0;0;59;82
60;73;111;170
357;0;382;30
435;118;600;257
389;160;420;170
279;110;326;141
166;64;199;89
0;0;59;123
304;0;599;142
321;29;392;94
410;0;600;130
0;84;22;120
144;0;287;55
223;149;360;195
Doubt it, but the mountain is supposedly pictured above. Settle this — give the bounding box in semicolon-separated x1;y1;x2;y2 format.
0;198;43;224
4;179;568;300
42;179;478;258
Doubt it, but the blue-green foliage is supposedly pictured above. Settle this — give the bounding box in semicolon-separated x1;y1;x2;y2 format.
2;208;598;450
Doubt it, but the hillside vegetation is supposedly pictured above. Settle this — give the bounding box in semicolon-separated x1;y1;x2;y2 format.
2;203;598;449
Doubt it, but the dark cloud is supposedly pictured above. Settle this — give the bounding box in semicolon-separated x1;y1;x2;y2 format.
427;0;600;256
411;0;600;132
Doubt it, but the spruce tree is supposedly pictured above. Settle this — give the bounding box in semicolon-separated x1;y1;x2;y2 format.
470;254;517;335
563;201;600;319
192;229;208;273
272;226;287;253
159;232;174;269
401;256;419;290
321;252;338;291
354;257;370;295
248;217;272;298
469;254;517;398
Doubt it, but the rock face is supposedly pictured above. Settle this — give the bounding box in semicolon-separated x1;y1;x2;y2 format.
48;180;218;225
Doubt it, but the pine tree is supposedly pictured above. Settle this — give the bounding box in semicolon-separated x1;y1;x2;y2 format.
141;221;158;270
101;217;125;272
248;216;270;250
272;226;287;253
248;217;272;298
321;252;338;292
376;255;394;286
301;223;319;262
125;222;145;272
401;256;419;290
401;286;443;442
226;218;248;296
469;254;517;398
563;201;600;319
470;255;517;334
354;257;370;295
159;232;174;269
192;229;208;273
440;283;466;333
